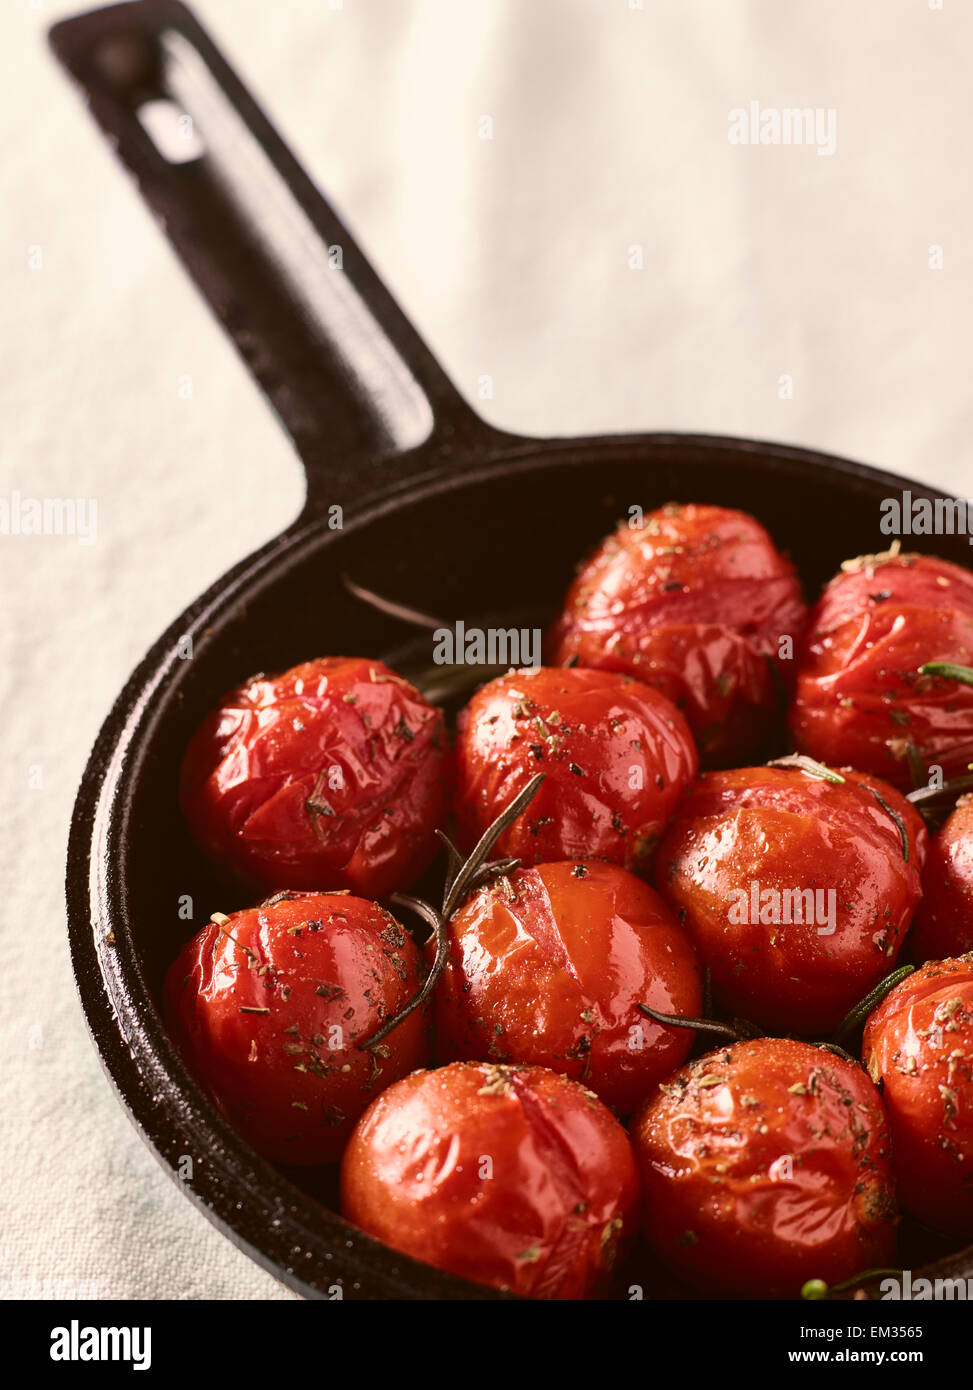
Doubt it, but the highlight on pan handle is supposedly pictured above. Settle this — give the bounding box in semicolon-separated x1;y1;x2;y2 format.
49;0;487;503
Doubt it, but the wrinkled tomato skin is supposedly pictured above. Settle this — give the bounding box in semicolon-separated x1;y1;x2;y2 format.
454;666;697;873
548;504;807;767
340;1061;641;1299
655;765;927;1033
790;552;973;790
632;1038;898;1298
164;892;429;1165
180;657;451;900
863;955;973;1237
434;861;701;1114
910;796;973;962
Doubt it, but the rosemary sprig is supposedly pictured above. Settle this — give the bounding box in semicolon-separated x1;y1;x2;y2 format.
767;755;909;860
636;1006;747;1043
813;1041;858;1065
359;774;545;1051
341;573;445;630
410;663;510;706
863;783;910;862
638;965;913;1064
907;772;973;809
766;754;846;784
434;828;465;901
441;773;544;920
918;660;973;687
358;894;445;1051
831;965;914;1047
340;574;512;703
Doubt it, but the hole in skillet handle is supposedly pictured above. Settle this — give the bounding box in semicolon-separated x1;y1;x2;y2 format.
136;96;205;163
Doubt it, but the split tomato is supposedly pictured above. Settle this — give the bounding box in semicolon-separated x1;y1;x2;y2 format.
340;1061;641;1299
548;503;807;766
655;762;927;1033
454;665;697;873
180;656;450;899
863;954;973;1237
434;860;701;1113
632;1037;898;1298
790;549;973;790
164;890;429;1164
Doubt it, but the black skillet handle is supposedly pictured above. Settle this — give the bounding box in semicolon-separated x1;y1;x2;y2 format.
50;0;489;510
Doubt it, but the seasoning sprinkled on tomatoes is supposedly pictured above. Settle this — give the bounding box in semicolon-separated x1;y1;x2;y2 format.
179;656;451;899
632;1037;897;1298
340;1061;641;1299
548;503;807;766
654;762;927;1033
164;891;429;1164
791;549;973;789
863;954;973;1237
454;666;697;872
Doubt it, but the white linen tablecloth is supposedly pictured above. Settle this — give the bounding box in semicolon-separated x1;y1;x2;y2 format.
2;0;971;1299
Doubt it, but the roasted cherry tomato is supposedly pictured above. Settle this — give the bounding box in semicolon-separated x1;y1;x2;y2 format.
548;503;807;766
910;796;973;962
454;666;697;873
790;550;973;790
863;955;973;1237
632;1038;897;1298
180;656;450;898
340;1061;641;1299
434;861;701;1113
164;891;429;1164
655;763;927;1033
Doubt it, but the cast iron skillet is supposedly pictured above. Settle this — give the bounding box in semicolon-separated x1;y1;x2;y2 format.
54;0;973;1300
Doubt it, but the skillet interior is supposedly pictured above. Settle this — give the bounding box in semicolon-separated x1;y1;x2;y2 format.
72;433;973;1299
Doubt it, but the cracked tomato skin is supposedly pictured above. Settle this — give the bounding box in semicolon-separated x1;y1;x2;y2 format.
434;861;701;1114
910;796;973;963
790;551;973;790
163;891;429;1165
179;656;450;899
863;955;973;1237
655;765;927;1033
632;1038;898;1298
340;1061;641;1299
548;504;807;767
454;666;697;874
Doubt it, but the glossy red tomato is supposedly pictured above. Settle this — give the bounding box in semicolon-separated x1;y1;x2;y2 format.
340;1061;641;1299
164;891;429;1164
863;955;973;1237
632;1038;898;1298
791;550;973;790
655;763;927;1033
454;666;697;873
548;503;807;766
910;796;973;962
180;656;450;899
434;861;701;1113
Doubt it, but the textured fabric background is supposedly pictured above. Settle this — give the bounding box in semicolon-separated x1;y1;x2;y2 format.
2;0;971;1299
